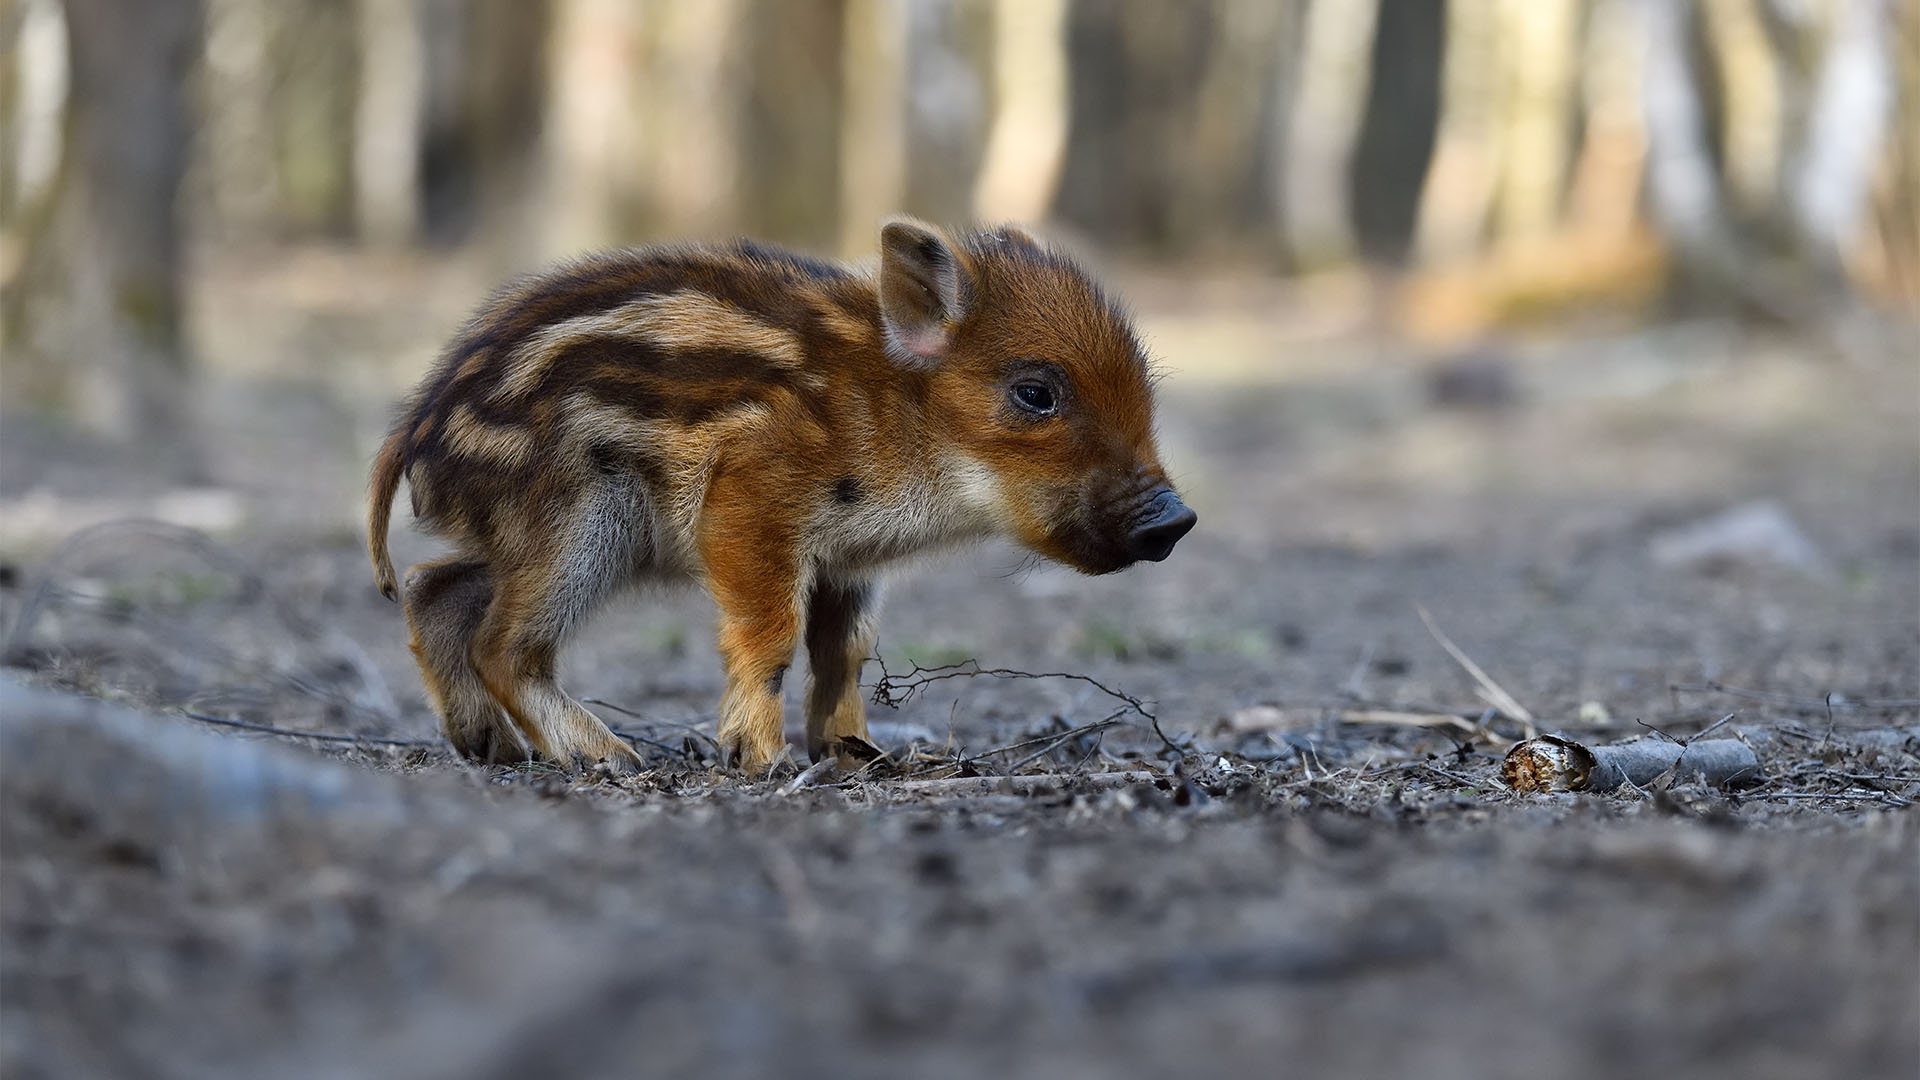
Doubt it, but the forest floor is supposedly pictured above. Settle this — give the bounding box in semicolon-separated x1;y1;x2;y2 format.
1;258;1917;1079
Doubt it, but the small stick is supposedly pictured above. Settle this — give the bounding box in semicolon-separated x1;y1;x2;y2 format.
866;770;1164;797
870;656;1153;718
1690;712;1737;742
1337;708;1508;746
779;758;839;796
580;697;721;750
180;710;440;747
958;715;1123;766
1002;713;1128;773
1749;791;1911;806
1417;763;1490;790
1414;605;1536;739
869;654;1183;755
609;728;687;757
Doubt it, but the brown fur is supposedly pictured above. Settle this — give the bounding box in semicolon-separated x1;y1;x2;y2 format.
368;220;1189;772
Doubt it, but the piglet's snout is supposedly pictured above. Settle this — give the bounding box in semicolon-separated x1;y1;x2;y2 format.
1125;489;1197;563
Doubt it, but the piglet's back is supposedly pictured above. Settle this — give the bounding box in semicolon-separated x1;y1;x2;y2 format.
378;243;881;556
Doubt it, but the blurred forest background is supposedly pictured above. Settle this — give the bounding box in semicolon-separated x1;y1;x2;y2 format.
0;0;1915;499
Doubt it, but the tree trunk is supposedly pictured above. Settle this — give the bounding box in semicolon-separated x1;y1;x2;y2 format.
1489;0;1580;248
1787;0;1893;273
1699;0;1783;215
353;0;425;246
1414;0;1501;266
272;0;357;237
1279;0;1379;270
838;0;907;254
2;0;202;467
1350;0;1444;264
418;0;550;249
538;0;639;256
740;0;846;249
1638;0;1756;308
971;0;1070;229
900;0;990;230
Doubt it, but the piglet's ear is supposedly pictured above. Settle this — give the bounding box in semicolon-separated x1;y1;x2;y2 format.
879;218;969;366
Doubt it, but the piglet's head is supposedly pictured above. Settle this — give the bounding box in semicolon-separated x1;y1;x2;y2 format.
879;218;1196;575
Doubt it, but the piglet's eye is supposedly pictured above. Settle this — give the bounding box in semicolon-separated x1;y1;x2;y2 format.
1011;382;1057;416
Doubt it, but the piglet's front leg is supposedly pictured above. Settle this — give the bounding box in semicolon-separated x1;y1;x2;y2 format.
703;517;802;775
804;577;877;766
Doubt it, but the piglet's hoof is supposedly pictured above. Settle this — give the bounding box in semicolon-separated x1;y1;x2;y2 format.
448;724;531;768
565;739;643;777
717;731;790;778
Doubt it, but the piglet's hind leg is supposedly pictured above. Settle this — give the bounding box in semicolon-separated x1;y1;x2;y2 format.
403;557;528;765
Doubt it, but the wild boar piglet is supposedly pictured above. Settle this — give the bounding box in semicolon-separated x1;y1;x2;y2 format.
368;219;1196;773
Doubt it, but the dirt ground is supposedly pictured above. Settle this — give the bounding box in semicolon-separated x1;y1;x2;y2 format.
2;260;1917;1079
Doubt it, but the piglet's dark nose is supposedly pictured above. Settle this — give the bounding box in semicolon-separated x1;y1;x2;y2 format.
1126;489;1197;563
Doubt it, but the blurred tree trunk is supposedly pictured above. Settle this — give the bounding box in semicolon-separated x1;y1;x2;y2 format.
1638;0;1792;315
1565;0;1649;239
641;0;745;243
740;0;845;249
898;0;989;228
1641;0;1893;319
839;0;906;254
1;0;71;270
1280;0;1378;270
1864;0;1920;302
1700;0;1783;216
640;0;746;244
971;0;1070;228
1415;0;1500;265
1489;0;1579;249
539;0;640;255
198;0;276;240
0;3;25;236
418;0;550;248
1785;0;1893;275
1058;1;1291;258
274;0;358;237
1172;0;1294;253
353;0;424;246
1350;0;1444;264
1057;1;1195;251
2;0;202;465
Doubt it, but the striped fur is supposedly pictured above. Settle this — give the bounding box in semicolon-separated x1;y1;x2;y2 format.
368;220;1186;773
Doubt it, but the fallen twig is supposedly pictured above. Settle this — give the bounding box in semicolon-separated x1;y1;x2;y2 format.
1414;604;1536;739
1005;713;1128;773
180;709;440;747
1746;791;1911;807
1416;763;1493;790
1635;712;1738;745
609;728;689;757
1337;708;1510;747
779;758;839;796
862;769;1164;797
580;697;721;751
959;712;1129;772
870;655;1185;757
